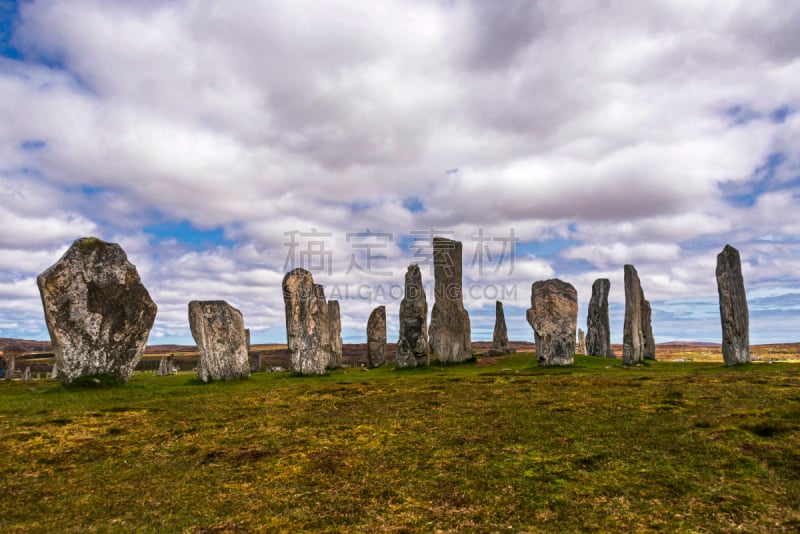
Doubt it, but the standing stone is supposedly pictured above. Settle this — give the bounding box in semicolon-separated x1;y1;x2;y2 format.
576;328;587;355
189;300;250;382
282;268;330;375
367;305;387;368
428;237;472;363
716;244;750;365
586;278;614;358
485;300;515;356
526;279;578;366
37;237;157;384
50;362;58;379
396;264;429;368
642;300;656;360
328;301;343;369
22;366;31;381
5;356;14;380
157;355;175;376
622;265;655;365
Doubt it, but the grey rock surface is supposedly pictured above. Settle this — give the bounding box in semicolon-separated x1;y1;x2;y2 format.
189;300;250;382
716;244;750;365
428;237;471;363
492;301;511;352
282;268;330;375
396;264;429;368
37;237;157;384
577;328;587;355
328;300;343;369
526;279;578;366
586;278;614;358
622;265;655;364
367;305;387;368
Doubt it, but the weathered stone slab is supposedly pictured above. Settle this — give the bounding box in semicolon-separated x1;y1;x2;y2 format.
526;279;578;366
157;354;175;376
4;356;14;381
428;237;471;363
328;300;343;369
282;268;330;375
396;264;429;368
642;299;655;360
189;300;250;382
577;328;587;355
367;305;387;368
492;301;512;353
22;366;31;381
586;278;614;358
37;237;157;384
622;264;655;364
716;244;750;365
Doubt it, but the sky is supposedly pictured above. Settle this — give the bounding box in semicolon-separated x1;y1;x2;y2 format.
1;0;799;346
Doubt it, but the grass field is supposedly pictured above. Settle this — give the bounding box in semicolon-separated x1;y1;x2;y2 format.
1;353;799;533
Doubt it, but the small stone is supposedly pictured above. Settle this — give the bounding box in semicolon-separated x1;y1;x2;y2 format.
526;279;578;366
37;237;157;384
189;300;250;382
367;305;387;368
716;244;750;365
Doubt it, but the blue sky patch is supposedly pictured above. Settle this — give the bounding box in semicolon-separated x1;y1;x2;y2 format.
144;220;233;249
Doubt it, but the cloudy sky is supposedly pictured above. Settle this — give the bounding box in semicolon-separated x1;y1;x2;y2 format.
1;0;798;346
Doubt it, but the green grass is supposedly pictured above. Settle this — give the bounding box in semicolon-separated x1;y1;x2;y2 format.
1;354;799;532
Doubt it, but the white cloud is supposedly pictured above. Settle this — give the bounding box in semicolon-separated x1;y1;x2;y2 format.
1;0;799;343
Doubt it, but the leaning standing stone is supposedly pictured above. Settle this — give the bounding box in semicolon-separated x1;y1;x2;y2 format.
428;237;472;363
282;268;330;375
189;300;250;382
526;279;578;366
367;306;387;368
586;278;614;358
396;264;429;368
37;237;157;384
716;244;750;365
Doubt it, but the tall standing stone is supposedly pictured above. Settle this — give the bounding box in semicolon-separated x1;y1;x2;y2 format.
576;328;587;355
492;301;510;351
22;366;31;381
37;237;157;384
282;268;330;375
328;300;343;369
189;300;250;382
526;279;578;366
428;237;471;363
397;264;429;368
367;305;387;368
716;244;750;365
642;300;656;360
586;278;614;358
622;265;655;365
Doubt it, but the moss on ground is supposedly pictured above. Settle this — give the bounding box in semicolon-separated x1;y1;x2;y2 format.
1;353;798;532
